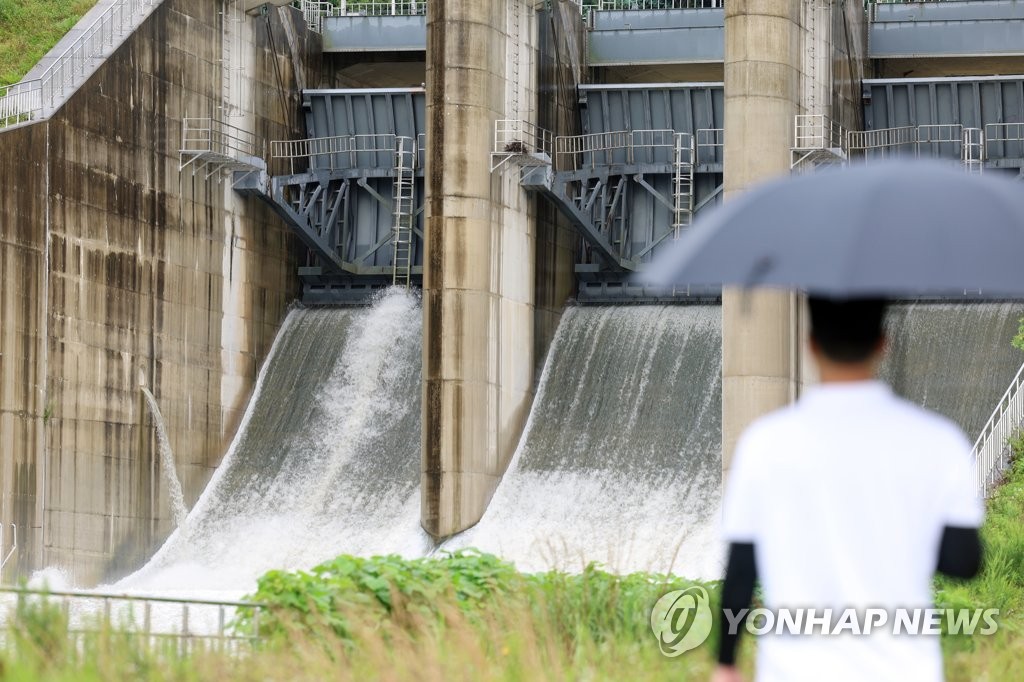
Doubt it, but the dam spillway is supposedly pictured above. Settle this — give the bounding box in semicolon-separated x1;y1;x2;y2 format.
447;305;724;578
883;302;1024;441
119;299;1024;592
119;289;428;595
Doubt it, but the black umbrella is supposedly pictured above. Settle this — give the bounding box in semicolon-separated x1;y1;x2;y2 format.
645;159;1024;297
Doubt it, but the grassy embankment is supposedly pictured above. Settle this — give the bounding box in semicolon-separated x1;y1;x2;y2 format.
1;438;1021;681
0;0;98;87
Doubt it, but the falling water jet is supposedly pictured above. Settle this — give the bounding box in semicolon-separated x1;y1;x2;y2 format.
140;384;188;528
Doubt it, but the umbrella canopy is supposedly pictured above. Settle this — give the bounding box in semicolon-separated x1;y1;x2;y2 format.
644;159;1024;297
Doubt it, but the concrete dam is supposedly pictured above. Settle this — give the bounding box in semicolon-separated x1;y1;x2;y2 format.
1;0;1024;594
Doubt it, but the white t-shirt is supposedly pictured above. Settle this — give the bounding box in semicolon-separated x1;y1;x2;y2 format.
722;380;984;682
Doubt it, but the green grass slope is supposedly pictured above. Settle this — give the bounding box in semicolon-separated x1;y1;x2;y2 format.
0;0;98;87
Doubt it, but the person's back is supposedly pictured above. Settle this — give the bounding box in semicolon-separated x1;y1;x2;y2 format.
713;298;984;682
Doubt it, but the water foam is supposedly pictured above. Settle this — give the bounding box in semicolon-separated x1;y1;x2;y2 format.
118;288;429;598
446;305;724;578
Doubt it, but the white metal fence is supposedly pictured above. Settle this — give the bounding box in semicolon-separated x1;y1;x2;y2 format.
0;587;263;655
181;118;262;161
847;123;986;171
576;0;723;12
294;0;427;32
794;114;845;151
973;362;1024;499
271;133;421;173
491;119;554;171
695;127;723;166
553;129;694;171
0;0;163;129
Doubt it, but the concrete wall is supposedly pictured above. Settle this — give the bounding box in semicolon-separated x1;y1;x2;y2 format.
534;2;581;381
422;0;545;537
720;1;808;472
0;1;319;584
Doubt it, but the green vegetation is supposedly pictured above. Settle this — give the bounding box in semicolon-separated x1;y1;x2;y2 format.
0;0;98;87
1013;317;1024;352
937;434;1024;678
2;441;1023;680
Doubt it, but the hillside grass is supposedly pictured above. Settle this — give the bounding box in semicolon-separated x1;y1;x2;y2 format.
938;433;1024;678
1;438;1021;680
0;0;98;87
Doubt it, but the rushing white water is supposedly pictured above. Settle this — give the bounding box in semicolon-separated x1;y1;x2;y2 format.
446;305;724;578
117;288;430;599
883;302;1024;440
140;386;189;528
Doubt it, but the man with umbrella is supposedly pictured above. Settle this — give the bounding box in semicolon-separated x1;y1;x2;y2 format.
644;161;1019;681
712;295;983;681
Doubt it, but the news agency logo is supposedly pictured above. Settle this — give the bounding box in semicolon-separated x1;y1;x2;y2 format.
650;586;714;657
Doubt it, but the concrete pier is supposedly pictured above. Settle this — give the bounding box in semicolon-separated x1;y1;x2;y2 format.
421;0;545;537
720;1;805;471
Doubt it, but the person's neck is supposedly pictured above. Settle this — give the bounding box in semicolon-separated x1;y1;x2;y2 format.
817;362;877;384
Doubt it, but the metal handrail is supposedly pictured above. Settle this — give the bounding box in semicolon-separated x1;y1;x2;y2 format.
491;119;554;172
294;0;428;31
181;117;261;159
794;114;845;151
0;586;264;649
695;127;723;166
0;0;163;128
973;361;1024;498
271;133;418;174
554;128;695;172
984;122;1024;162
580;0;723;12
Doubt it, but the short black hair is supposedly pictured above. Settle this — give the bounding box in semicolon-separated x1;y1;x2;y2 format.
808;296;887;364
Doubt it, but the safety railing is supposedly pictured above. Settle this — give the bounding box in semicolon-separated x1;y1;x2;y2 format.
0;82;42;128
554;129;694;172
848;124;963;159
973;362;1024;498
0;0;163;129
962;127;984;174
0;587;263;655
294;0;427;31
181;118;262;161
491;119;554;172
334;0;427;15
271;133;420;174
695;127;724;166
576;0;723;13
984;123;1024;165
794;114;845;150
867;0;954;23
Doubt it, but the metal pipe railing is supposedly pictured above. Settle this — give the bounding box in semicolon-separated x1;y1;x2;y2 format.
0;586;264;653
794;114;845;151
973;361;1024;498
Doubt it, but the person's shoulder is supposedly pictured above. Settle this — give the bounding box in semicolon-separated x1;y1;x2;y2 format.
735;403;804;451
885;392;973;450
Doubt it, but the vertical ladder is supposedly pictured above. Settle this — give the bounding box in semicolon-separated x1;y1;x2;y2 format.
392;136;416;287
672;133;695;239
963;127;985;175
509;0;521;123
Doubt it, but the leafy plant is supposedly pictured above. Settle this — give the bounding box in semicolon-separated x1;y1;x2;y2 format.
1013;317;1024;352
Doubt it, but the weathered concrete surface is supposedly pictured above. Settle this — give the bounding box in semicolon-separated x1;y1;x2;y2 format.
0;1;319;584
422;0;552;537
721;0;806;472
534;2;583;377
